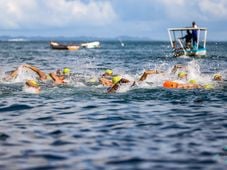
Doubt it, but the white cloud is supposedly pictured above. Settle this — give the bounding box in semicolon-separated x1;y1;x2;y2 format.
0;0;117;29
156;0;227;21
198;0;227;19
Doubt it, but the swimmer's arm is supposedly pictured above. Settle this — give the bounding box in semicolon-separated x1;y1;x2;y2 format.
107;83;119;93
49;73;64;85
23;64;47;80
171;64;187;73
120;78;130;83
139;70;160;81
3;69;18;81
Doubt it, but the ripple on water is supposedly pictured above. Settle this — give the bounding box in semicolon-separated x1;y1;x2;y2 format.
0;41;226;170
0;104;32;112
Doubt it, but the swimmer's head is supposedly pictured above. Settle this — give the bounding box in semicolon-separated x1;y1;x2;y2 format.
112;75;121;84
63;67;71;75
26;80;40;88
213;74;222;81
178;71;187;79
189;79;197;84
104;69;113;76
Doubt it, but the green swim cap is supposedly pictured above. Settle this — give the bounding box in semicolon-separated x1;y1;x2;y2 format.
26;80;39;88
105;69;113;76
189;79;197;84
112;75;121;84
63;67;71;75
178;71;187;78
204;84;214;90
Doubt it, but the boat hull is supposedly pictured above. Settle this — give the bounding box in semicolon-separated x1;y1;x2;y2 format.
174;48;206;57
50;42;80;50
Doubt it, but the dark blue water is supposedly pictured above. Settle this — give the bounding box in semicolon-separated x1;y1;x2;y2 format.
0;41;226;170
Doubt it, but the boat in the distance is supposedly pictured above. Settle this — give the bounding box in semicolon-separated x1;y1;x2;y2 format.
50;41;80;50
80;41;100;49
168;27;207;57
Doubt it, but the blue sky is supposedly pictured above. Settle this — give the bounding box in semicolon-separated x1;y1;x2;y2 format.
0;0;227;40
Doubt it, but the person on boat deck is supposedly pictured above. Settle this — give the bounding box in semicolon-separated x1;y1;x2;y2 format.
192;21;198;46
180;30;192;49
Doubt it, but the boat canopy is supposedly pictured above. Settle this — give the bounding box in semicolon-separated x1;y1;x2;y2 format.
168;27;208;57
168;27;207;31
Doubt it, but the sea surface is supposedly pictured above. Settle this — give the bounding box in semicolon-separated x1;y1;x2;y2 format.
0;40;226;170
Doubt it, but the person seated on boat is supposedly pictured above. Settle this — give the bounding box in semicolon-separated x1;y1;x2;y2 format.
23;79;41;94
192;21;198;46
172;41;182;50
180;30;192;49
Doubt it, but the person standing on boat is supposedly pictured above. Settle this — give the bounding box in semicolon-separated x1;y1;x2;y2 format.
192;21;198;47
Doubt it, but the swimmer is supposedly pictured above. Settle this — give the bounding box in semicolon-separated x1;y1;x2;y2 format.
163;79;216;90
171;64;188;74
24;80;41;94
107;70;160;93
3;64;47;82
107;75;130;93
102;69;113;77
23;64;71;85
4;64;72;85
163;80;201;89
99;69;114;87
177;71;188;80
49;67;71;85
23;64;48;80
139;70;161;81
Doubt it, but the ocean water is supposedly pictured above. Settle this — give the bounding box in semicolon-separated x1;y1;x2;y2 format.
0;41;226;170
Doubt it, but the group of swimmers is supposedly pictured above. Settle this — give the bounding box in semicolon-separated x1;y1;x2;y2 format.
2;64;71;94
100;64;223;93
0;62;223;94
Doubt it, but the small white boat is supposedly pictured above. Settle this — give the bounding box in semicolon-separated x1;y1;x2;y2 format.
80;41;100;49
168;27;207;57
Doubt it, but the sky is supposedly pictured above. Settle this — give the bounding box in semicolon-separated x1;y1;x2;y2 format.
0;0;227;41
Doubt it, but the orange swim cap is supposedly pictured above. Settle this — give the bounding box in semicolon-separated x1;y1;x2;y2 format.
163;81;178;88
